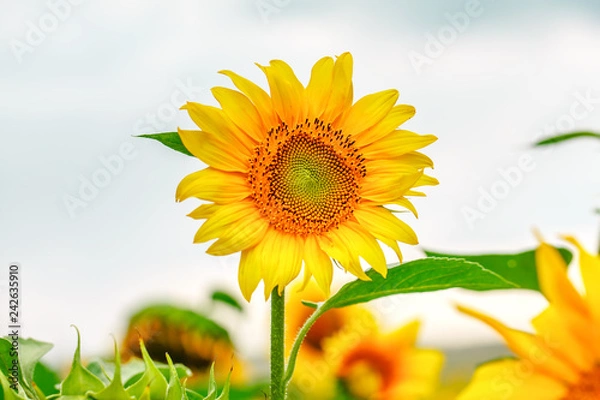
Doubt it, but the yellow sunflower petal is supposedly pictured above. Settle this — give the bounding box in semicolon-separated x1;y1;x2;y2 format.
306;56;334;118
458;305;580;384
415;174;439;187
187;203;218;220
175;167;250;203
457;359;567;400
361;170;424;204
303;235;333;297
207;213;269;256
194;200;259;243
361;129;437;160
238;247;262;302
341;89;399;136
260;230;304;298
211;87;265;142
328;221;387;278
354;204;418;247
321;52;353;122
219;69;277;127
178;129;250;172
391;198;419;218
318;233;370;281
182;102;254;152
397;151;435;169
258;59;306;126
353;104;416;148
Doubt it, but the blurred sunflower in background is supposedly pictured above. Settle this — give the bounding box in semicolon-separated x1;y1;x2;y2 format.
458;237;600;400
327;320;444;400
121;305;246;386
176;52;437;301
286;284;443;399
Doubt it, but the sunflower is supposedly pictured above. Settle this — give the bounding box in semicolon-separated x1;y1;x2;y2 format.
176;52;437;300
285;283;377;399
327;320;444;399
121;305;245;385
457;237;600;400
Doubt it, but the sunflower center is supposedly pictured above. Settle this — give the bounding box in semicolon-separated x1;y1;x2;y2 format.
249;118;365;235
562;365;600;400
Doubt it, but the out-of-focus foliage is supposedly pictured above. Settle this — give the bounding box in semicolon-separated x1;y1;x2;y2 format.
533;131;600;146
209;291;244;313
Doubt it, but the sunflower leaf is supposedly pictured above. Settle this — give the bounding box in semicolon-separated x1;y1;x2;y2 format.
137;132;193;157
0;336;53;398
533;131;600;146
423;247;572;292
320;257;518;311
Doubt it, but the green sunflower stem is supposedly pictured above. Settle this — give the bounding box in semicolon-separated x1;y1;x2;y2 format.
282;304;323;388
270;287;286;400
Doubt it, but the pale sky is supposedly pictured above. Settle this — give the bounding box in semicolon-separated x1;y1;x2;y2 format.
1;0;600;366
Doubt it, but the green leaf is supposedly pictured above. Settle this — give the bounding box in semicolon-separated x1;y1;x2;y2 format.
424;247;573;292
60;327;105;396
125;340;168;400
33;362;60;396
137;132;193;157
88;339;133;400
165;355;187;400
320;257;517;311
533;131;600;147
19;338;54;396
0;336;53;398
0;372;26;400
199;364;230;400
210;291;243;313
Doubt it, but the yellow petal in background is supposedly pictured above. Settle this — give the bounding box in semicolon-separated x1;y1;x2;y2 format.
457;359;567;400
536;242;589;318
457;305;580;384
